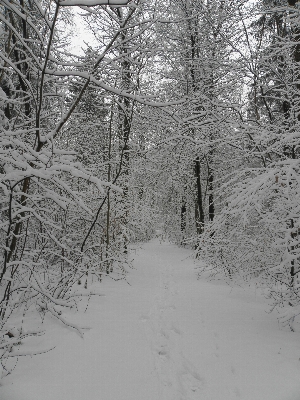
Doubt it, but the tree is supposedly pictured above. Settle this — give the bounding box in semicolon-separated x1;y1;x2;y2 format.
197;0;300;328
0;0;141;370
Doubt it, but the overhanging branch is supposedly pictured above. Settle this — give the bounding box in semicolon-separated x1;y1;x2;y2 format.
58;0;132;6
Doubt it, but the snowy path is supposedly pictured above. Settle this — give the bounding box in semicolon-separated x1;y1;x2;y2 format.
1;240;300;400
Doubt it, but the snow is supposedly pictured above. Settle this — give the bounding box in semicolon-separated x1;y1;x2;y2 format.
1;240;300;400
59;0;130;6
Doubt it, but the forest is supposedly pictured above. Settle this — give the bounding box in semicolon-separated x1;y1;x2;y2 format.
0;0;300;381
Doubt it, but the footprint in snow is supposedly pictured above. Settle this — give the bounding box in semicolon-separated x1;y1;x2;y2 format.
160;329;169;340
171;325;182;335
158;349;169;359
230;386;241;398
139;315;149;322
182;370;205;389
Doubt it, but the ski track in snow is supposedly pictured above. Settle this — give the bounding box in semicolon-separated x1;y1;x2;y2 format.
144;251;205;400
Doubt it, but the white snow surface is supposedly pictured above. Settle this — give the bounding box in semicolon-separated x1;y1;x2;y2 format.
1;240;300;400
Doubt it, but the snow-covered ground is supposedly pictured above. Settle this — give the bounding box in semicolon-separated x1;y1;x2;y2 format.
1;240;300;400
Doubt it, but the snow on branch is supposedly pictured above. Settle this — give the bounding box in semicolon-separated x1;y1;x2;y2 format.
58;0;132;7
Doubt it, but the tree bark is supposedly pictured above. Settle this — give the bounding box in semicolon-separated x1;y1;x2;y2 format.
195;156;204;235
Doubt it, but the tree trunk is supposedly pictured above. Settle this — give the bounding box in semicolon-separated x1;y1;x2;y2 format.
208;171;214;222
117;9;133;255
180;200;187;244
195;156;204;235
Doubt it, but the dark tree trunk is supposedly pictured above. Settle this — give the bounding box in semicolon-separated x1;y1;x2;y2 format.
195;156;204;235
180;201;187;245
208;172;214;222
117;9;133;256
181;202;186;232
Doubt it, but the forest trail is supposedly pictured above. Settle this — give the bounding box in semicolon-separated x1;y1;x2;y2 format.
1;240;300;400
